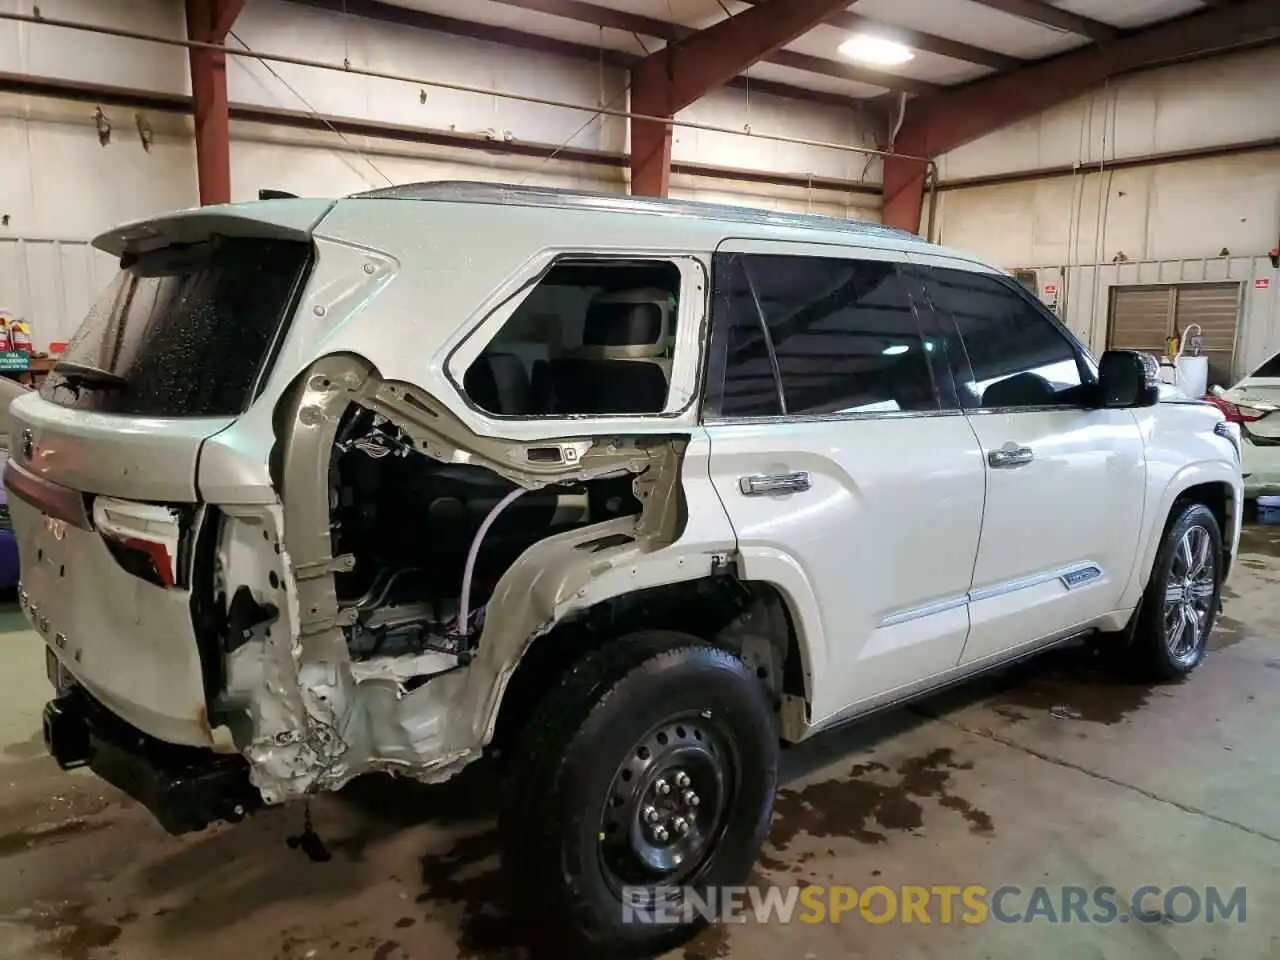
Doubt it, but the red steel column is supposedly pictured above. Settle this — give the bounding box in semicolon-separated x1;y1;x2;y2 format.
880;0;1279;235
881;156;928;234
628;0;856;197
185;0;244;206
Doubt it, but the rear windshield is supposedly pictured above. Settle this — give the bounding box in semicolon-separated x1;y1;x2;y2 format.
40;236;311;417
1252;353;1280;378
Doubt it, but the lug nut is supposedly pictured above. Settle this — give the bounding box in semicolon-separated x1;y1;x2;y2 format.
643;805;660;824
673;816;690;836
652;825;669;842
675;772;690;789
655;778;671;796
682;789;700;807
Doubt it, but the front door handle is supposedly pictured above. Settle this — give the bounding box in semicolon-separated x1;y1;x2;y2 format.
988;443;1034;469
739;472;811;496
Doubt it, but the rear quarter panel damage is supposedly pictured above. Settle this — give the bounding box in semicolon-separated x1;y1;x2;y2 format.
225;352;736;803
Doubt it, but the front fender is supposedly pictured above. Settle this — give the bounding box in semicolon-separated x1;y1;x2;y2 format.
1120;458;1243;610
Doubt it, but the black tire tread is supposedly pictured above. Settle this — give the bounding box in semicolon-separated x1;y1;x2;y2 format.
1124;500;1222;681
499;631;766;956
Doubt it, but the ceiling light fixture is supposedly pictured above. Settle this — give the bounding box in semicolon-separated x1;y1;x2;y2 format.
838;35;915;67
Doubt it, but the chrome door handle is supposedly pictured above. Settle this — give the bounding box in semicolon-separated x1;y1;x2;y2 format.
988;444;1034;469
739;472;811;496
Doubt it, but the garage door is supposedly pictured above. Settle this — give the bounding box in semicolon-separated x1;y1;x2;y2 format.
1108;287;1173;354
1107;282;1241;384
1174;283;1241;385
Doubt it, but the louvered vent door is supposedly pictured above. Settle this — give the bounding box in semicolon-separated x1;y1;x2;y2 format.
1174;283;1241;385
1108;286;1173;356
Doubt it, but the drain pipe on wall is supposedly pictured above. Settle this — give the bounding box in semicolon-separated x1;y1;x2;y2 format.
925;160;940;243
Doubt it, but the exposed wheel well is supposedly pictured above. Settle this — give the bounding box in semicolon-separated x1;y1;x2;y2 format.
1172;480;1235;573
488;576;806;757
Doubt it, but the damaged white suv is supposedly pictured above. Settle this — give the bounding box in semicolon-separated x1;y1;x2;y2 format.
10;182;1242;955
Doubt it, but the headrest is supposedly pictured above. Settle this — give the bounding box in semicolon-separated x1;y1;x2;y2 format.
578;287;674;360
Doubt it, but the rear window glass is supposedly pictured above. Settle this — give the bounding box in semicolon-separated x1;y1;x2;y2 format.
1252;353;1280;378
40;237;311;417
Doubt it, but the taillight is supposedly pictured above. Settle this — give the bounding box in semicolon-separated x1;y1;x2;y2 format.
1203;396;1264;424
92;497;184;588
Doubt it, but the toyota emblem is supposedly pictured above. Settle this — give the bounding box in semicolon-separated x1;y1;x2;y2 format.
20;428;34;461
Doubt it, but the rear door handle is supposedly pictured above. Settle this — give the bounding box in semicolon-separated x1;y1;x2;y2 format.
988;444;1034;469
739;472;811;496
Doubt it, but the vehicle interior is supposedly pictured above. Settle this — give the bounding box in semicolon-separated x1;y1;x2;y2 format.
327;260;683;663
463;259;681;417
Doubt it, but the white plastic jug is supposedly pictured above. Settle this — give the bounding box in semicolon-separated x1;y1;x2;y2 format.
1174;324;1209;399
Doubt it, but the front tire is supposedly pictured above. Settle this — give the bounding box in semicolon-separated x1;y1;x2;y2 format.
1124;501;1223;680
500;631;778;958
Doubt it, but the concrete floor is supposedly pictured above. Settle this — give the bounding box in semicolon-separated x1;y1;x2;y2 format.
2;527;1279;960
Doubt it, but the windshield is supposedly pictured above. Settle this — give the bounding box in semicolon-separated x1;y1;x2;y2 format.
40;236;311;417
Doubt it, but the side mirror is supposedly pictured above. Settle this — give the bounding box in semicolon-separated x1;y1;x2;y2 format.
1098;350;1160;408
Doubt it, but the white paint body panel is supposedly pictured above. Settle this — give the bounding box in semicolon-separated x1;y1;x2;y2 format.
960;409;1146;664
704;415;986;726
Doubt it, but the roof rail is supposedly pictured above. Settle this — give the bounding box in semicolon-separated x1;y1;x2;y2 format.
350;180;913;241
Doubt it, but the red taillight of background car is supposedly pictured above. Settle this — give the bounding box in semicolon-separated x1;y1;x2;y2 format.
1203;395;1265;424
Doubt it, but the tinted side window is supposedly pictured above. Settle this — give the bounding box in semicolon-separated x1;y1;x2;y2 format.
462;260;680;417
713;253;941;418
922;267;1086;410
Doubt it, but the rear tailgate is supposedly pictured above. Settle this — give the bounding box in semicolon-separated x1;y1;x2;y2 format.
4;199;330;747
8;468;213;746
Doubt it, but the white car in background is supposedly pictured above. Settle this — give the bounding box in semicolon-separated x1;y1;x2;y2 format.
1205;352;1280;497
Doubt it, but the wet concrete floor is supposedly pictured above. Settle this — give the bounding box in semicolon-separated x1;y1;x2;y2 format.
1;524;1279;959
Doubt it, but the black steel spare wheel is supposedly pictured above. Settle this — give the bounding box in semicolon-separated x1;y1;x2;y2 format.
500;631;778;958
600;714;733;891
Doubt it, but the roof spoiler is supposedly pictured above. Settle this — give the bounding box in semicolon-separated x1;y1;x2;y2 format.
93;198;337;259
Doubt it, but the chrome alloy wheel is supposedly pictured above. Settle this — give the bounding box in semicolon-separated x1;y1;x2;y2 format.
1163;523;1216;665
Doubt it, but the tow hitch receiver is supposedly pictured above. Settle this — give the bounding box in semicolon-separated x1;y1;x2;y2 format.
42;690;264;835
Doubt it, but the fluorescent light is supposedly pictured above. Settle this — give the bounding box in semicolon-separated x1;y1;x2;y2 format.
883;344;911;356
838;35;914;67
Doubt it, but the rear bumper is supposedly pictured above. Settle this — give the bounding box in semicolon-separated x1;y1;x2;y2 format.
42;688;262;835
1242;439;1280;496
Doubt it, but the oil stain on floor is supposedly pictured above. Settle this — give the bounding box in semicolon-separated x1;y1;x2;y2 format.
979;647;1164;726
767;747;993;854
2;901;123;960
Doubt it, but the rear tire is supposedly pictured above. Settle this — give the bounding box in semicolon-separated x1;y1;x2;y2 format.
1121;501;1223;681
499;631;778;958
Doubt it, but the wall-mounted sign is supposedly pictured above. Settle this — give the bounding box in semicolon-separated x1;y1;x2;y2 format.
1043;283;1058;296
0;352;31;372
1257;277;1272;290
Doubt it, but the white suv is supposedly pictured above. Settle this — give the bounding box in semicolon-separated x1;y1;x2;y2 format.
8;183;1242;956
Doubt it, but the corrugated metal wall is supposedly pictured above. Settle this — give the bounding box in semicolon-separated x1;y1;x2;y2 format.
0;236;119;350
1033;256;1280;382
